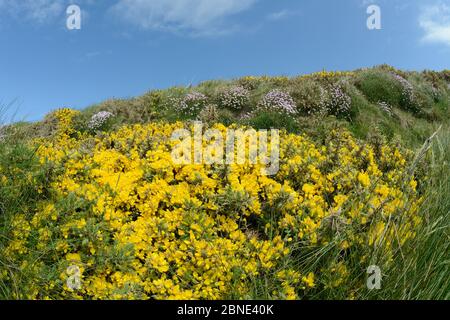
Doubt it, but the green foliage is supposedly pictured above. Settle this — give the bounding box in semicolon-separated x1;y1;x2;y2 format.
356;70;406;109
247;111;299;133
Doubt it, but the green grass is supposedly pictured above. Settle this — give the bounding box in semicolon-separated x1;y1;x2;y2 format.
372;127;450;300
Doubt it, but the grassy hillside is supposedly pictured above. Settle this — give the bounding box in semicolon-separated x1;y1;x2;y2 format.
1;65;449;300
9;65;450;144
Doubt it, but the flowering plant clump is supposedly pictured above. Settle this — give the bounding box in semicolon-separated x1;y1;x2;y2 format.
323;85;352;116
177;92;208;116
239;111;255;120
258;90;297;115
218;86;250;110
430;86;441;101
289;80;329;116
88;111;115;131
392;74;415;107
0;109;424;300
377;101;393;116
0;125;6;143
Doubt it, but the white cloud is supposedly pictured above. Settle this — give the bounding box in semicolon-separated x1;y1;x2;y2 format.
110;0;259;36
0;0;259;35
267;10;290;21
419;3;450;46
266;9;301;22
0;0;66;23
360;0;377;7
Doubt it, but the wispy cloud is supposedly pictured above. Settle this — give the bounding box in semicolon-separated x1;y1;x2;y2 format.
360;0;377;7
266;9;298;22
110;0;259;36
0;0;66;24
419;2;450;47
0;0;261;36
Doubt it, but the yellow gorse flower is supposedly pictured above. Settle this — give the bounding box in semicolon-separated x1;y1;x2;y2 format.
1;109;423;300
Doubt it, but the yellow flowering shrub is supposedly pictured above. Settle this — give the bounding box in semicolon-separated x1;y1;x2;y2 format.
0;109;423;300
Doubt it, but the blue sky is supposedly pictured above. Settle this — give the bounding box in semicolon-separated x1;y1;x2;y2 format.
0;0;449;122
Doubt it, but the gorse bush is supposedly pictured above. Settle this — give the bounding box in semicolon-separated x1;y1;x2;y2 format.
0;110;424;299
1;66;449;300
